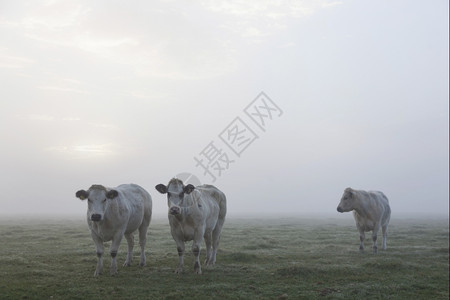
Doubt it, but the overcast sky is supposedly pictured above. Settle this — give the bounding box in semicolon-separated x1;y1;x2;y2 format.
0;0;448;218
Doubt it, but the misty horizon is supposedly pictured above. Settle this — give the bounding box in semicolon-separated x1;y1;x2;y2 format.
0;1;448;219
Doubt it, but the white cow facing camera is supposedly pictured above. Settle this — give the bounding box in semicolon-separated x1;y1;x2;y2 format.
155;178;227;274
76;184;152;276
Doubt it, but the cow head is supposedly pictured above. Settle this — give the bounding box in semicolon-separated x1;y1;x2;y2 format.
76;185;118;222
337;187;355;213
155;178;195;215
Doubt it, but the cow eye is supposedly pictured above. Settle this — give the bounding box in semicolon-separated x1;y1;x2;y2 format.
102;198;107;202
88;199;92;203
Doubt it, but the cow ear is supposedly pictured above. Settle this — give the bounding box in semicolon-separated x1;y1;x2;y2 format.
346;188;353;198
76;190;88;200
106;190;118;199
155;184;168;194
184;184;195;194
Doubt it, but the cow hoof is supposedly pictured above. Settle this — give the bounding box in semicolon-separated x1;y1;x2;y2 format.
195;269;202;275
123;262;131;267
175;267;183;274
94;271;101;277
139;262;146;267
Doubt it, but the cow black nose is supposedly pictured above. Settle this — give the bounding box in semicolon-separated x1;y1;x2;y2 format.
169;207;180;215
91;214;101;221
337;207;343;213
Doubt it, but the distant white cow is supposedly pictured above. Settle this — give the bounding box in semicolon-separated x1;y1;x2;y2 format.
155;178;227;274
337;187;391;253
76;184;152;276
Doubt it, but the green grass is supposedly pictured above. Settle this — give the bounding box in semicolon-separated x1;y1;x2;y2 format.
0;217;448;299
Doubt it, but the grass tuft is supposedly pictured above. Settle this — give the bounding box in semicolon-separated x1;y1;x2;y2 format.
225;252;259;263
363;259;404;270
276;265;321;277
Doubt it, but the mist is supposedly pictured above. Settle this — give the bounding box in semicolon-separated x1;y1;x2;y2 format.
0;1;448;219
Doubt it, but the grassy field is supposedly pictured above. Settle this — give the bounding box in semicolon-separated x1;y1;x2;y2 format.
0;216;448;299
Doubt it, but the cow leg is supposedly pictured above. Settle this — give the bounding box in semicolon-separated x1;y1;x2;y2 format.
381;224;388;250
138;219;150;267
109;232;124;276
372;223;382;254
192;226;206;274
175;241;185;274
372;234;378;254
91;231;104;277
358;230;365;252
359;233;365;252
192;239;202;274
171;226;185;274
123;233;134;267
203;230;212;266
210;218;225;265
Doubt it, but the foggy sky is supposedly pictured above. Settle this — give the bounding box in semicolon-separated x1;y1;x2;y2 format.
0;0;448;218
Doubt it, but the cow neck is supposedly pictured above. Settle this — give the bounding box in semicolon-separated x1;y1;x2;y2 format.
353;199;369;219
180;199;198;214
179;194;200;216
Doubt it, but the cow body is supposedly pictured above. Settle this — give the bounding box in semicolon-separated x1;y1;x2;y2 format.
156;179;226;274
76;184;152;276
337;187;391;253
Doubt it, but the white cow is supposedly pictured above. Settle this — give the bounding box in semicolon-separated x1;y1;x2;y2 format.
337;187;391;253
76;184;152;276
155;178;227;274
